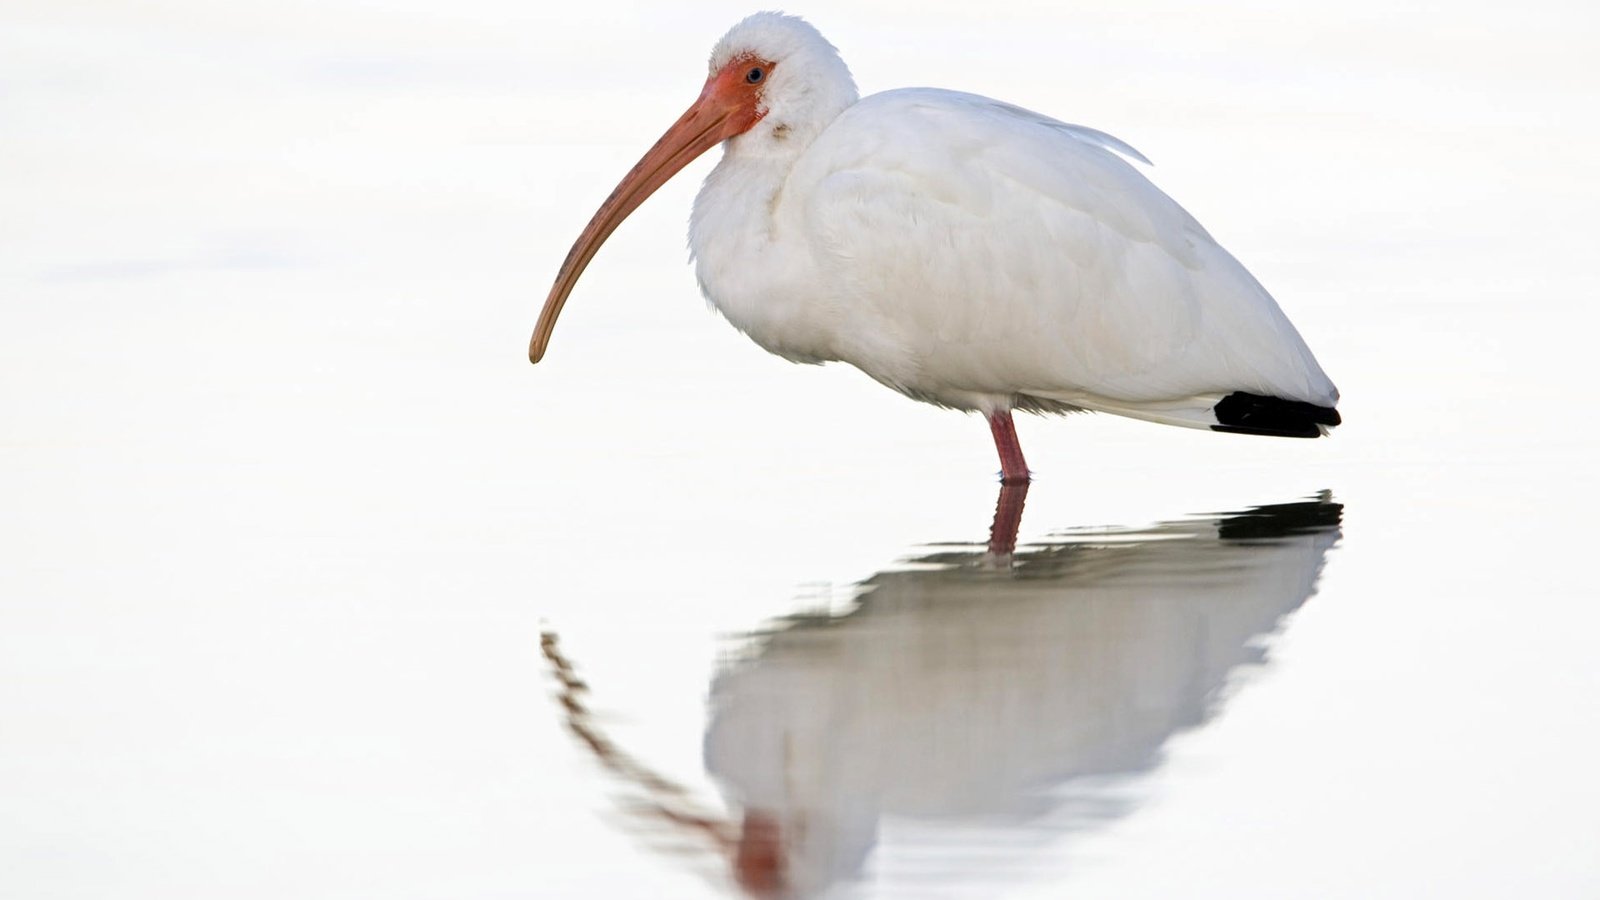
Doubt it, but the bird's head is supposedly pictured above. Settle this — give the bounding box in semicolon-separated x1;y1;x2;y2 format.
529;13;857;364
707;12;858;154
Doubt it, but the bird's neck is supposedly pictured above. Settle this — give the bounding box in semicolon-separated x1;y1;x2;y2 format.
690;153;790;294
692;88;857;245
693;152;791;240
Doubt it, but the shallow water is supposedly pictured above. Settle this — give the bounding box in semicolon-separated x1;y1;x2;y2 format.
3;2;1598;897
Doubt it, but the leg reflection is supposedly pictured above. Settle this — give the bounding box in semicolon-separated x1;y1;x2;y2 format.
986;480;1030;561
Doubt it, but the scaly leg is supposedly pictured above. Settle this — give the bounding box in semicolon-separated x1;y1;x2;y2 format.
986;409;1031;485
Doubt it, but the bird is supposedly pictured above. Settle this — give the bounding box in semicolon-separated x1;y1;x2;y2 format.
529;12;1340;483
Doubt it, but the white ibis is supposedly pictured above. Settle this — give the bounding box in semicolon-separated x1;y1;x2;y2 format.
530;12;1340;483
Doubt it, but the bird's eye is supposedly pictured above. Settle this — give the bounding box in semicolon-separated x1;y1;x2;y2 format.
745;66;765;84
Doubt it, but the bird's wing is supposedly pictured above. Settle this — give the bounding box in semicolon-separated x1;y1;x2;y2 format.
782;88;1336;409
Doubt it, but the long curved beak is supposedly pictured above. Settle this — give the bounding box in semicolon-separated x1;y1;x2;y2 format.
529;79;748;364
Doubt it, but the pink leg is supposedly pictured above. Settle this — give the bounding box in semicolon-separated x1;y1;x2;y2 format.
986;409;1031;484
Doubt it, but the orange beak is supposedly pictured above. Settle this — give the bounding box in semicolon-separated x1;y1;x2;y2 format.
529;63;768;363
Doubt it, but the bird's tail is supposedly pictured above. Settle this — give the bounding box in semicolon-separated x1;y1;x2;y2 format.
1209;391;1341;438
1042;391;1340;438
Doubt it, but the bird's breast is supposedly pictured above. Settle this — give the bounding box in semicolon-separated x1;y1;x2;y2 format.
690;157;844;365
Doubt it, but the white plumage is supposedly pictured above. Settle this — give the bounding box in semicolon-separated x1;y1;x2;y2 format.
531;12;1340;481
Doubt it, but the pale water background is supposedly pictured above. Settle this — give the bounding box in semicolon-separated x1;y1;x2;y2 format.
3;1;1598;897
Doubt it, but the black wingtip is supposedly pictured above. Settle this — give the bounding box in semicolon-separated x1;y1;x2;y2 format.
1211;391;1341;439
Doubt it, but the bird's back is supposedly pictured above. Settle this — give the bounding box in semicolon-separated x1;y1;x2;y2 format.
776;88;1338;425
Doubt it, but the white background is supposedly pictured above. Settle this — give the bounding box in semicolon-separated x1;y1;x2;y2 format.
3;1;1598;897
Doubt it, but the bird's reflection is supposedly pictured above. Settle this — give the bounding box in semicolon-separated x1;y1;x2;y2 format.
542;491;1341;898
704;491;1341;896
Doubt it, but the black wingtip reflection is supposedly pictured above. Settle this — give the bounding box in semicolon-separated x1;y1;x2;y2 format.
1216;493;1343;540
